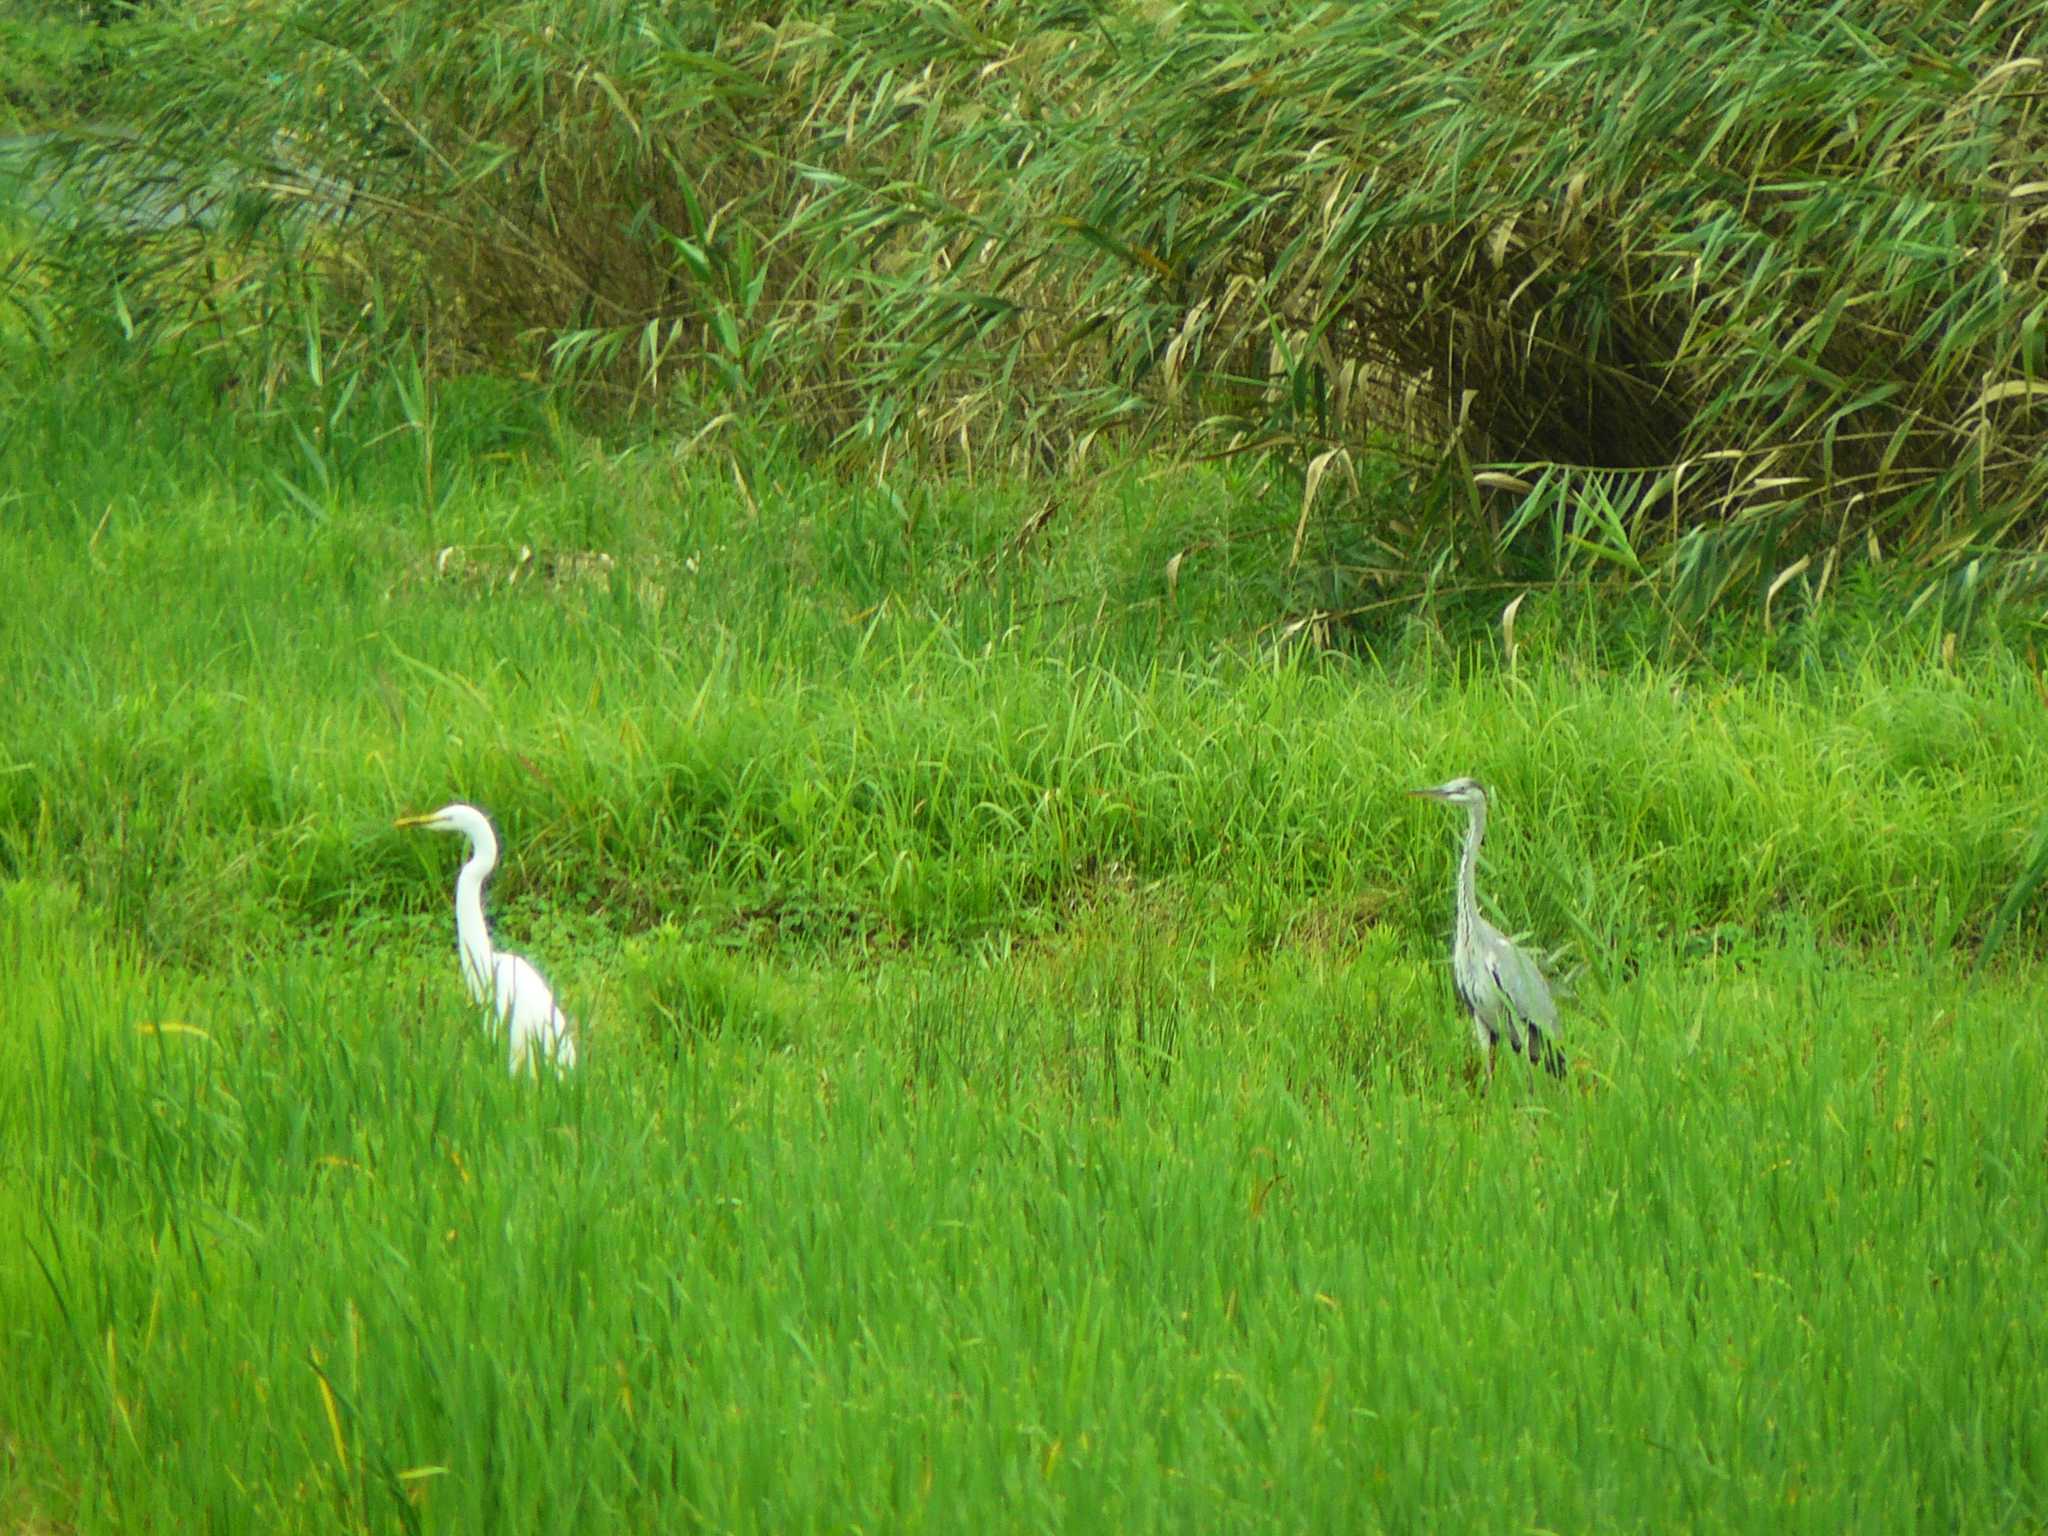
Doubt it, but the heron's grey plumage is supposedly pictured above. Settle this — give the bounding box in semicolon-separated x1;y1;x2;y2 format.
1411;777;1565;1082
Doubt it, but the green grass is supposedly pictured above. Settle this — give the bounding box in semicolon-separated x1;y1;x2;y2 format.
7;894;2045;1531
3;353;2047;1530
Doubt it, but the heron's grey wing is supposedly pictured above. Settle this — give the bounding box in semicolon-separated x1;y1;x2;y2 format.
1490;945;1557;1032
1466;926;1561;1075
1473;922;1558;1038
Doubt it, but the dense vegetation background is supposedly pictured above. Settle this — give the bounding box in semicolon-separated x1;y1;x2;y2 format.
9;0;2048;621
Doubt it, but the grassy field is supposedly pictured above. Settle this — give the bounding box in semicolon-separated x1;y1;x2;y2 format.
2;348;2046;1532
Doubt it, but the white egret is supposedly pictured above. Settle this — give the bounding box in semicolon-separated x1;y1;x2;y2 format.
1411;777;1565;1085
395;802;578;1073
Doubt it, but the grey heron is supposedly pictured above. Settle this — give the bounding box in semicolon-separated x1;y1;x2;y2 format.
395;803;579;1073
1410;777;1565;1084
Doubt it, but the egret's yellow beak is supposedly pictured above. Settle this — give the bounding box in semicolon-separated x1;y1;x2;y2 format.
394;812;437;830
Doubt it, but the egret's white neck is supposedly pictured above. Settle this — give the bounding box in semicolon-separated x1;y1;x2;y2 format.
453;827;499;1005
1453;797;1486;943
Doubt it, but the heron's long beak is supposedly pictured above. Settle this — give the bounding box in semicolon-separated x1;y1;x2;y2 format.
393;812;437;830
1408;787;1448;799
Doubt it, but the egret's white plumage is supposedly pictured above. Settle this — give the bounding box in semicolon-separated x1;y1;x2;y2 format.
1410;777;1565;1084
395;802;578;1073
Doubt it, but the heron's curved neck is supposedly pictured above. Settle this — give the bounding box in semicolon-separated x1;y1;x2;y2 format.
1454;798;1486;940
453;836;497;1003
